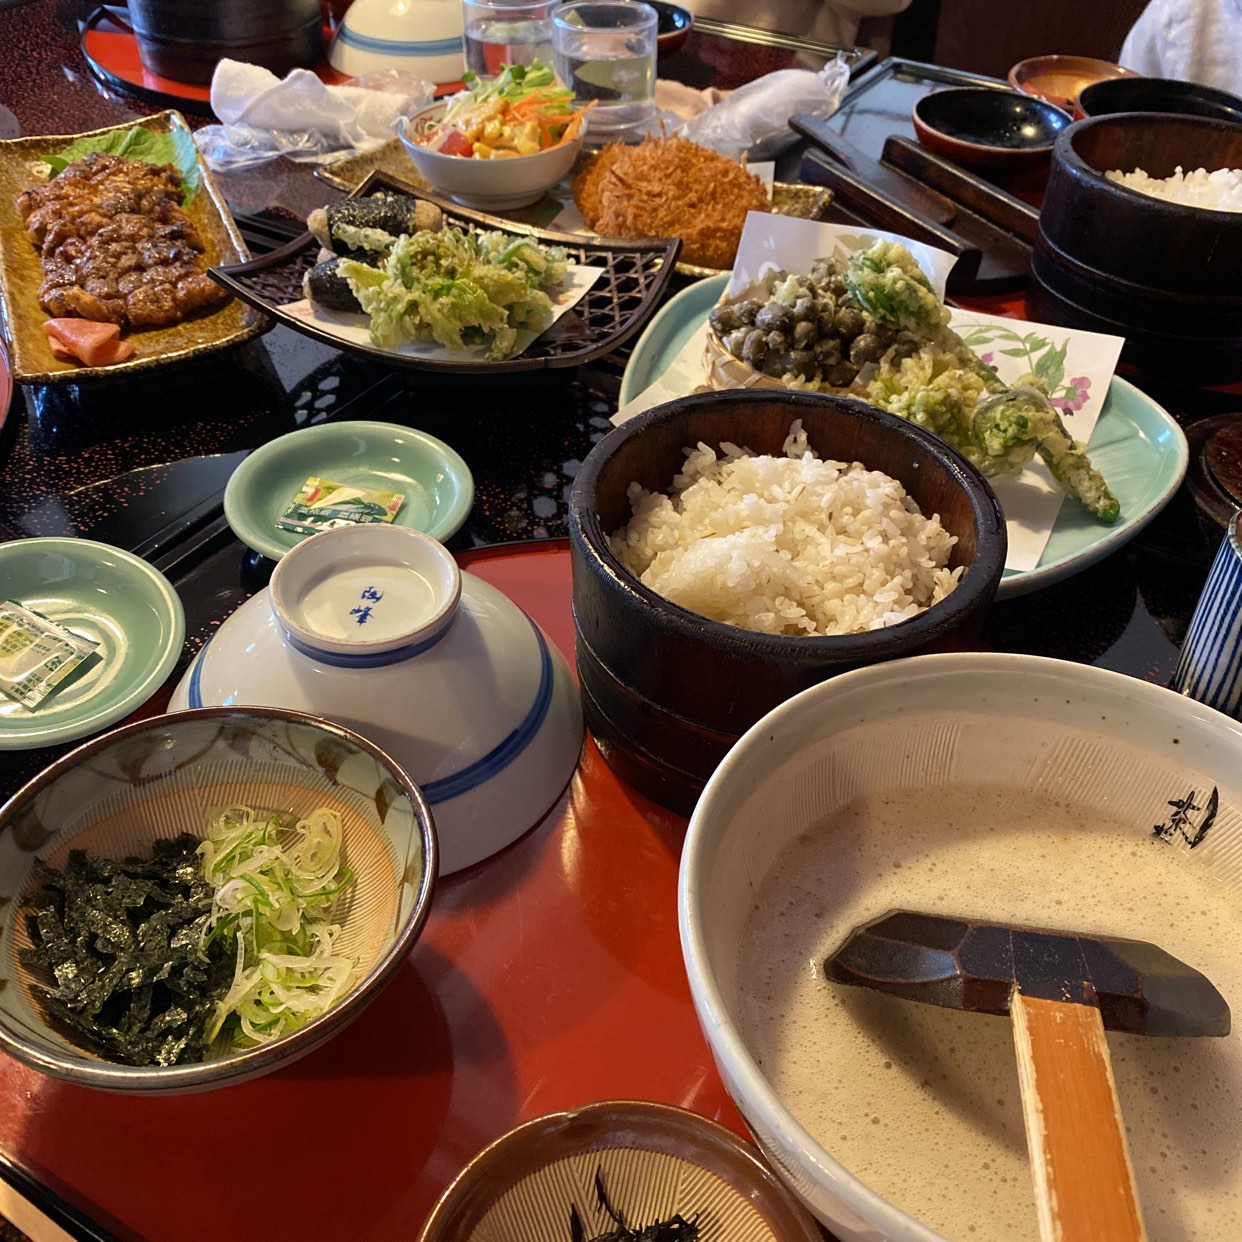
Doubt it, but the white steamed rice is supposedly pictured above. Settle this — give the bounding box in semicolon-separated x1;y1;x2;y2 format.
1105;165;1242;212
609;420;962;637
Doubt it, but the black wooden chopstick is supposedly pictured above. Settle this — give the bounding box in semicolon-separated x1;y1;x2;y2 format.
0;1155;123;1242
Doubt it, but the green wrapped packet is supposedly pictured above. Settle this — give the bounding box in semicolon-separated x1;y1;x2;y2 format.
277;476;405;536
0;600;99;710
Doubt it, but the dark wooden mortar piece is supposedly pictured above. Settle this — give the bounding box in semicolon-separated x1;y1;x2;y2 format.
827;910;1230;1242
567;390;1007;815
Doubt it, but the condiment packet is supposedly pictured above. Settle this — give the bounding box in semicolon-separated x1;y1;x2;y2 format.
277;476;405;535
0;600;100;710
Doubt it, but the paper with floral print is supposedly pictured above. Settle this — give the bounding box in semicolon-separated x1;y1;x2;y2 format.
950;309;1123;570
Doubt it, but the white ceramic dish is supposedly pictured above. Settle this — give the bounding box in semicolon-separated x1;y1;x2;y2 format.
169;524;583;875
395;100;584;209
680;653;1242;1241
328;0;465;83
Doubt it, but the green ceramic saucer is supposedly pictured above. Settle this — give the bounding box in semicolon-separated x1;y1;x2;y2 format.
224;421;475;563
0;539;185;751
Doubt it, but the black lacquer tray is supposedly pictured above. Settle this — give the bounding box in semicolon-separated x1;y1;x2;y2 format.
209;171;683;376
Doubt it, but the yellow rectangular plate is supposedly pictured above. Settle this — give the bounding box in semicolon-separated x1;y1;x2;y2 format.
0;109;266;384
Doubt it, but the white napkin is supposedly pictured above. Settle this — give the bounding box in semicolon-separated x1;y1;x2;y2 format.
195;59;435;170
674;56;851;161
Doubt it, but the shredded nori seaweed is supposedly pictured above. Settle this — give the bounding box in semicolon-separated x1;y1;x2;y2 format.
20;835;233;1066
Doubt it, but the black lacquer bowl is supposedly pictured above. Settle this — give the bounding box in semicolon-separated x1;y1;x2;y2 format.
913;87;1071;168
567;390;1007;815
1030;113;1242;383
651;1;693;53
1075;76;1242;124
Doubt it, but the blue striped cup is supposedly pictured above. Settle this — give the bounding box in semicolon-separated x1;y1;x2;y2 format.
1175;510;1242;719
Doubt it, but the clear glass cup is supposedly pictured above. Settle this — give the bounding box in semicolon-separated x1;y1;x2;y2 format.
460;0;560;79
552;0;658;140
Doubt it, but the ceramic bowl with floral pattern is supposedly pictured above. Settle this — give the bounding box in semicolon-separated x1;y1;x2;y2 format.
0;705;437;1094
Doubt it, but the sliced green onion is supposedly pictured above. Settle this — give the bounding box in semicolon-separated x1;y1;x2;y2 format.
198;805;359;1048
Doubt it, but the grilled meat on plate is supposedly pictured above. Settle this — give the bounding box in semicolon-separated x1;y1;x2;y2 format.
15;152;227;328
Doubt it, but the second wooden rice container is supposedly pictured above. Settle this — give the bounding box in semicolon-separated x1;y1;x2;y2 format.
1030;112;1242;382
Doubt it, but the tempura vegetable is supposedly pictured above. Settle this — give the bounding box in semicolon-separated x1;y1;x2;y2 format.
711;239;1120;522
843;239;948;339
336;224;568;360
972;387;1121;522
847;243;1118;522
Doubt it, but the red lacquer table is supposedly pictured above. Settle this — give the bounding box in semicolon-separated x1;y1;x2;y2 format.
0;543;750;1242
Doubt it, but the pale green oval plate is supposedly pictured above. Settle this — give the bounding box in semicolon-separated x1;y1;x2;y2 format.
224;420;475;563
0;539;185;751
619;274;1190;601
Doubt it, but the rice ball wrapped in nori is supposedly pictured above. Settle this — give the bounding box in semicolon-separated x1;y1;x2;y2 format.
303;256;366;313
306;194;444;258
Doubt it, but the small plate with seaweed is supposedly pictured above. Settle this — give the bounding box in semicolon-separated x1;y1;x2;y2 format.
0;538;185;751
418;1100;824;1242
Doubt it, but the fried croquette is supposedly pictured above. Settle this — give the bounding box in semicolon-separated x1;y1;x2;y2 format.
571;135;770;270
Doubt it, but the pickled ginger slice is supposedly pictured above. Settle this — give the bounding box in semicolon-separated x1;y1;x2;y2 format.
42;318;135;366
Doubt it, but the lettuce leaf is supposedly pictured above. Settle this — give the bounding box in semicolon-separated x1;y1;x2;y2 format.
43;125;202;202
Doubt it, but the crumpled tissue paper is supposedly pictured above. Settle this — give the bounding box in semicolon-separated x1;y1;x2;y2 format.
195;59;435;171
663;54;852;161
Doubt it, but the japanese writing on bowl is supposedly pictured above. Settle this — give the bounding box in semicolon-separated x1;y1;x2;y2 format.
350;587;383;625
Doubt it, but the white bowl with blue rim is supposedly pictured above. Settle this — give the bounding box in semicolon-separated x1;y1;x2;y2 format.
328;0;465;85
168;524;583;874
395;101;586;210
